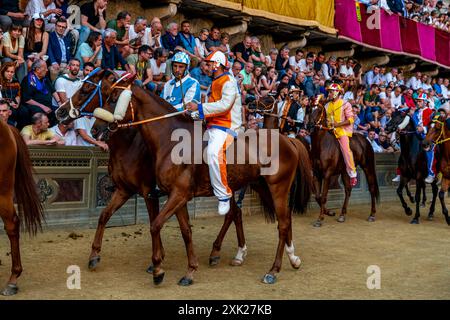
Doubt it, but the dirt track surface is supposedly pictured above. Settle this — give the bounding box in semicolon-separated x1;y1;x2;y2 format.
0;202;449;300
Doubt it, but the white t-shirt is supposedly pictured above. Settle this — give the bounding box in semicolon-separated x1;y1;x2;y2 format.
74;117;96;147
150;58;166;76
195;38;208;58
288;56;302;70
128;25;152;46
54;76;82;99
343;91;354;102
390;92;403;109
299;59;313;73
441;85;449;99
50;125;78;146
339;65;354;77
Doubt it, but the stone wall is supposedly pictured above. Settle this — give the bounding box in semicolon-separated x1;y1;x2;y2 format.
0;146;405;230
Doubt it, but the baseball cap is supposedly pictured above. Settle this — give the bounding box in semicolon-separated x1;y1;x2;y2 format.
32;13;44;20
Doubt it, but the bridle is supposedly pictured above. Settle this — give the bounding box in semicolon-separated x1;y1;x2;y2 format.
429;117;450;145
78;67;104;117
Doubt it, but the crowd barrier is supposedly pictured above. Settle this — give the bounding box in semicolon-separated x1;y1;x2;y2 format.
2;146;402;229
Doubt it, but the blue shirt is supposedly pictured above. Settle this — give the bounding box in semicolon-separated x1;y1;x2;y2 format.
190;67;212;89
161;75;201;111
178;33;197;55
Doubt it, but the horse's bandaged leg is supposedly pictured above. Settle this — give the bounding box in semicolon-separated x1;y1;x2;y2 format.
207;128;233;200
231;245;248;266
285;242;301;269
337;136;356;178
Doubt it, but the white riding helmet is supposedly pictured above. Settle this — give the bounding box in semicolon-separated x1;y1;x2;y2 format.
204;50;228;71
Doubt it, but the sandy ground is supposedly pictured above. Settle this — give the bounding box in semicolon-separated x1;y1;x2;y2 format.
0;201;449;300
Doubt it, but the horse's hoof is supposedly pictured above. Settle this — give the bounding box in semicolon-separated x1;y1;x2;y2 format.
88;256;101;270
313;220;322;228
290;257;301;269
178;277;194;286
367;216;376;222
427;215;434;221
230;258;244;266
337;215;346;223
1;283;18;296
146;264;154;274
153;272;165;285
209;256;220;267
405;208;413;216
410;219;419;224
261;273;277;284
325;211;336;217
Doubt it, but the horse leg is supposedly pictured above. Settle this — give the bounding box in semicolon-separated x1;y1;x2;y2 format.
0;198;21;296
438;179;450;226
338;173;351;223
209;196;238;266
88;190;131;270
421;186;427;207
262;187;290;284
313;175;325;227
175;205;199;286
410;180;423;224
230;198;247;267
427;181;438;221
405;184;415;203
397;178;412;216
150;190;189;285
144;196;162;274
363;167;377;222
284;216;301;270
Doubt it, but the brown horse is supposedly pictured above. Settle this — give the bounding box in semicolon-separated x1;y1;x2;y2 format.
56;71;247;281
89;79;313;285
422;114;450;225
0;121;44;296
304;98;379;227
385;111;438;224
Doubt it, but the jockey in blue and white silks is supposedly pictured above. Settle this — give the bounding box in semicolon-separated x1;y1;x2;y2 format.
161;51;202;111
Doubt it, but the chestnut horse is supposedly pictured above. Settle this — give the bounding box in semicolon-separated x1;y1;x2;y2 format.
305;99;380;227
0;121;44;296
385;111;438;224
88;79;313;285
56;70;247;281
422;114;450;225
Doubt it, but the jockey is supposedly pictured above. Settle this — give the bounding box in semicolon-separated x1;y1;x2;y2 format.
412;93;435;183
186;50;243;215
325;83;358;187
161;51;201;111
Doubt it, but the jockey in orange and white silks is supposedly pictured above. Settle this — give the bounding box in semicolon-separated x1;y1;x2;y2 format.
325;83;358;187
186;51;242;215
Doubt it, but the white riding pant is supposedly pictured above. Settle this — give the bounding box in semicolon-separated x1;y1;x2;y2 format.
206;128;234;200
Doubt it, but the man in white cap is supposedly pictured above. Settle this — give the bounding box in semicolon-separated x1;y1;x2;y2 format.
186;50;242;215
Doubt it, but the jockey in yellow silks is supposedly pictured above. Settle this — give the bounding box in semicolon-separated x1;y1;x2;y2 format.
187;51;242;215
325;83;358;187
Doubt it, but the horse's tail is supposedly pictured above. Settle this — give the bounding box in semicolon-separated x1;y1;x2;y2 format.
290;139;313;214
11;128;44;235
364;143;380;204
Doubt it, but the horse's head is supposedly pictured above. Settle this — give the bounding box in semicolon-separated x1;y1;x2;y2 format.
385;109;412;134
423;113;447;150
91;79;138;142
305;94;326;131
248;95;276;114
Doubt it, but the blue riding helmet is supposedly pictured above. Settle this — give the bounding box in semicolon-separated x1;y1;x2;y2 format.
172;51;191;77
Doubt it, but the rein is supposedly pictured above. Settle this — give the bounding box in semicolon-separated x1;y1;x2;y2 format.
431;119;450;145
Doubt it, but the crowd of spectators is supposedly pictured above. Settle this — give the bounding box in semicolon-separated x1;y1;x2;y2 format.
0;0;449;155
360;0;450;32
